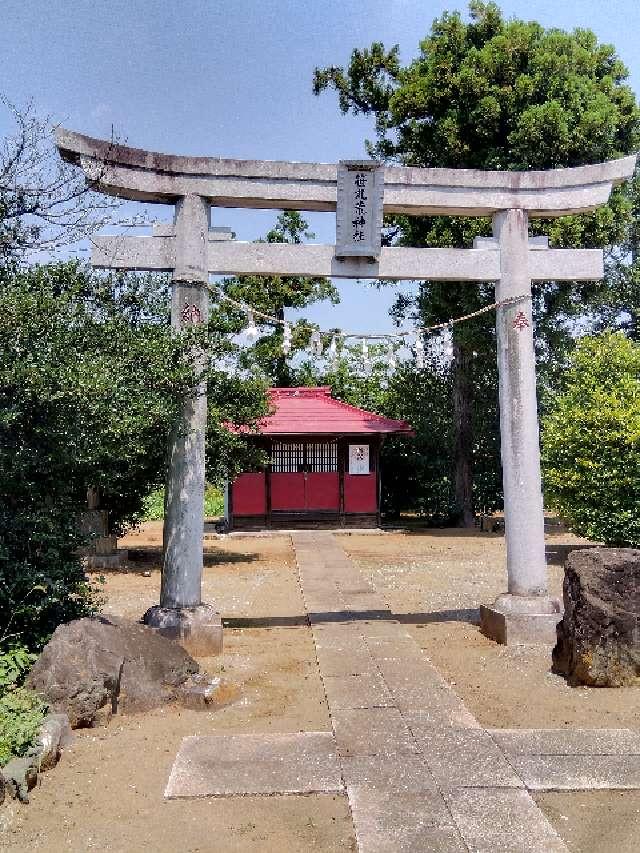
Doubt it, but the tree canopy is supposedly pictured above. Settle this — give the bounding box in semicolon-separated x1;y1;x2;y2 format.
314;1;638;169
0;100;119;264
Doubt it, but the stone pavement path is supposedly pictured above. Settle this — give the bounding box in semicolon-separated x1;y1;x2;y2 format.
293;532;569;853
166;531;640;852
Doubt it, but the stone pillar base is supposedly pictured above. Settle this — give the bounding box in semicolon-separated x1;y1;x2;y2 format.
142;604;223;657
480;594;562;645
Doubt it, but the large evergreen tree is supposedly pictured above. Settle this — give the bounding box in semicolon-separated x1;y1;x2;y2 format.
314;1;640;524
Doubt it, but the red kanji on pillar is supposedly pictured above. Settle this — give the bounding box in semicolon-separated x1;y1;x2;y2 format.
513;311;530;330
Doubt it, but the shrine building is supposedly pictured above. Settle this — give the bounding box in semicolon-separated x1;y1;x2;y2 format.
226;387;414;530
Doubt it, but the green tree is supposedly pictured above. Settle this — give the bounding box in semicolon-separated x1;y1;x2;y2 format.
542;332;640;546
314;1;640;525
0;262;267;650
218;211;339;385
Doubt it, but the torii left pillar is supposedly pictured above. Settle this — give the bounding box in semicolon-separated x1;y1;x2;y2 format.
143;194;223;655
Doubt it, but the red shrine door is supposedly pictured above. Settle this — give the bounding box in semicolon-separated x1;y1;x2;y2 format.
270;441;339;512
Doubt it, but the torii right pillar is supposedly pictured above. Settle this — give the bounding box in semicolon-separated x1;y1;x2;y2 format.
480;208;561;644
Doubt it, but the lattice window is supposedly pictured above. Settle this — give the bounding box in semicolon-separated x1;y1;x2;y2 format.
271;442;304;473
270;441;337;473
306;441;338;472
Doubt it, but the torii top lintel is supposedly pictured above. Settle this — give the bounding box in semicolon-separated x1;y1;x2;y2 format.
56;128;636;218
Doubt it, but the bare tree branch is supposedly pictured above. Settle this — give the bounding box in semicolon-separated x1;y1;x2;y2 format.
0;97;136;262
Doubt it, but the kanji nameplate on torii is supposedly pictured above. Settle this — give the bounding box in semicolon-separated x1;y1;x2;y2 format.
335;160;384;259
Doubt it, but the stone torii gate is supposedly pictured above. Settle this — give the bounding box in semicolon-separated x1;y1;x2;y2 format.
56;129;636;651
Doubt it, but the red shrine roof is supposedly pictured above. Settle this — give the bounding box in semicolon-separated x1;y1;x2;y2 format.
242;387;414;436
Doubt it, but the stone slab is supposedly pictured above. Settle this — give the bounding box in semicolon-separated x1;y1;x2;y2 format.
323;674;394;710
312;623;365;648
337;581;376;594
443;788;569;852
385;678;480;725
366;637;427;663
480;603;562;645
377;661;449;691
509;754;640;790
406;724;523;788
300;577;339;592
164;732;343;798
315;646;377;677
341;755;438;791
404;706;481;730
340;597;390;615
85;552;129;570
359;621;411;639
303;596;343;612
332;708;419;757
308;607;350;621
489;728;640;756
348;786;466;853
335;608;391;622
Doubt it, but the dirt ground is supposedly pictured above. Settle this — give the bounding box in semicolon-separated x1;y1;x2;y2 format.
3;524;639;852
2;529;355;853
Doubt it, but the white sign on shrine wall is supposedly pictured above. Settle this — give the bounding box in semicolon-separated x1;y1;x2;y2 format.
348;444;370;475
335;160;384;259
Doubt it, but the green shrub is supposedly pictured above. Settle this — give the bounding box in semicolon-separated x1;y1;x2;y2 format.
0;263;267;650
0;646;36;691
204;484;224;518
542;332;640;546
142;484;224;520
0;646;46;767
142;488;166;521
0;687;47;767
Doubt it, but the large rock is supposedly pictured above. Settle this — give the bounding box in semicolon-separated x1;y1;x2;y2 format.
553;548;640;686
26;615;205;727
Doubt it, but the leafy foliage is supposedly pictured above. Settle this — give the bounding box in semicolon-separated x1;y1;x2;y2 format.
141;488;166;521
143;484;224;520
0;686;47;767
314;2;638;169
0;646;46;767
542;332;640;546
204;485;225;518
0;262;267;649
0;646;36;691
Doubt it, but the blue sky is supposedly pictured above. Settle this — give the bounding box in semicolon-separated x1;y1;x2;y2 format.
2;0;638;333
